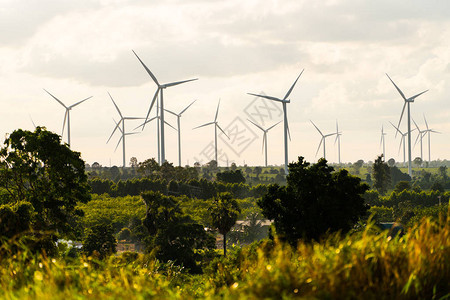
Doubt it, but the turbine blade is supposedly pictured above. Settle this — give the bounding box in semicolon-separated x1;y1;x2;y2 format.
107;120;121;144
69;96;93;109
412;118;420;132
283;69;304;100
266;120;282;131
386;73;407;101
193;122;215;130
389;121;402;136
124;117;145;120
114;135;123;152
408;90;428;101
216;124;229;139
29;115;36;128
108;92;123;118
214;99;220;122
163;78;198;88
396;102;407;137
247;119;265;131
134;116;158;131
423;114;429;130
398;137;403;155
262;133;266;154
164;108;178;117
286;122;291;141
62;111;68;138
125;132;139;136
142;88;160;131
414;131;421;147
44;89;67;109
248;93;285;103
179;99;196;115
164;120;177;131
310;120;324;137
315;138;323;157
132;50;159;86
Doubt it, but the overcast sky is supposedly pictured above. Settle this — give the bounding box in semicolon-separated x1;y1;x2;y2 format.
1;0;449;167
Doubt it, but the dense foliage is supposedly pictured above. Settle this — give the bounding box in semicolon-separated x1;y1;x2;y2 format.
0;214;448;299
259;157;369;243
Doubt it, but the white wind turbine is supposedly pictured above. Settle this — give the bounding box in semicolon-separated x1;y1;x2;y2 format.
247;119;282;167
193;100;229;164
248;69;304;175
107;93;142;168
335;120;342;164
422;114;441;164
386;73;428;176
380;125;387;161
165;100;196;167
389;121;415;167
310;120;336;160
44;89;92;147
133;50;198;165
413;118;427;162
134;100;177;165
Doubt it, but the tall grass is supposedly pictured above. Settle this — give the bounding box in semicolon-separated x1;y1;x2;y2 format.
1;210;449;299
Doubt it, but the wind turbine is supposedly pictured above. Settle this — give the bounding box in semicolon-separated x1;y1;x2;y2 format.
413;118;427;162
380;125;387;161
247;119;282;167
389;121;414;167
422;114;441;164
44;89;92;147
193;100;229;164
107;92;142;168
386;73;428;176
335;120;342;164
132;50;198;165
165;100;196;167
310;120;336;160
248;69;304;175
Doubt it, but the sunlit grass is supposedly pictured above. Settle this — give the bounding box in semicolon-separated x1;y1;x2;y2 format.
1;210;449;299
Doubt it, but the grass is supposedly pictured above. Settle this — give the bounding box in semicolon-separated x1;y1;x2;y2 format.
1;209;449;299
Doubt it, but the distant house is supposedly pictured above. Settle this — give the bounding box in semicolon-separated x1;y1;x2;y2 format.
378;222;405;238
116;241;144;253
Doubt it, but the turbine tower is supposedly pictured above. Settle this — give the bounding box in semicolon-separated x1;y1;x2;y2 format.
248;69;304;175
335;120;342;164
165;100;196;167
389;121;414;167
422;114;441;164
310;120;336;160
380;125;387;161
107;93;142;168
247;119;282;167
413;118;426;162
386;73;428;176
193;100;229;164
133;50;198;165
44;89;92;147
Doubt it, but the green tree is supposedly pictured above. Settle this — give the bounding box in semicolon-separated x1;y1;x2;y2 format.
258;157;368;244
394;181;411;193
216;170;246;184
0;127;90;238
209;192;240;257
413;157;423;167
142;191;214;271
373;155;391;195
387;158;396;167
82;224;117;259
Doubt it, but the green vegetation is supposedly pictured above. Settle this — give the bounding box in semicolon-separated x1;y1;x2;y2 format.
1;128;450;299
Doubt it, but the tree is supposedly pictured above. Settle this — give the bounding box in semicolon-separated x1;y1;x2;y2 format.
253;167;262;179
209;192;240;257
0;127;90;238
82;224;117;259
258;157;368;244
353;159;364;174
129;157;138;168
413;157;423;167
387;158;396;167
373;155;391;195
142;191;214;271
394;181;411;193
216;170;246;184
230;162;237;171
